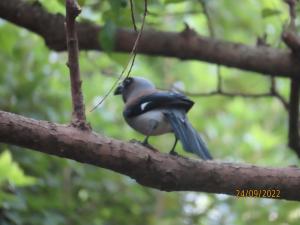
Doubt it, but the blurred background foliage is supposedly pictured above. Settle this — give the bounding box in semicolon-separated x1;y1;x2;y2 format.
0;0;300;224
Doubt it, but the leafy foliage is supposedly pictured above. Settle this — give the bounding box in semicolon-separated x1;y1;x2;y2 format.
0;151;36;187
1;0;300;224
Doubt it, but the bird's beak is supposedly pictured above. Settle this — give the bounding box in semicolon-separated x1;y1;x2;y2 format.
114;84;123;95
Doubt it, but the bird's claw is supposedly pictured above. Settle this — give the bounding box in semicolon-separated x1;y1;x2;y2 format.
169;150;179;156
142;141;158;151
130;139;158;152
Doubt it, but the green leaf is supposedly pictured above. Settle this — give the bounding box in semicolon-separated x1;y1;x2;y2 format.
99;20;117;52
261;8;281;18
0;150;36;186
0;24;18;57
38;0;65;14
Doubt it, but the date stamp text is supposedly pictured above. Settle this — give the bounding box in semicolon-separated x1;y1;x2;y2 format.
235;189;280;198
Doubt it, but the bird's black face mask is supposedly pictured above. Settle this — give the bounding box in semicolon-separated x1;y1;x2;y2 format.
114;84;123;95
114;77;133;95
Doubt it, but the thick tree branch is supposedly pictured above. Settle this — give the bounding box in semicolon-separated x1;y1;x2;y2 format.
0;110;300;201
1;0;300;78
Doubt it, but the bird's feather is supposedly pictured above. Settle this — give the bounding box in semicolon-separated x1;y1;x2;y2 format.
164;110;212;160
124;91;194;118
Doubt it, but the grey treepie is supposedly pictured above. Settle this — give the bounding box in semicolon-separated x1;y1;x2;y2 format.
114;76;212;160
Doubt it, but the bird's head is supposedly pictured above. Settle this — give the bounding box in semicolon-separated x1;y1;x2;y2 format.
114;77;155;102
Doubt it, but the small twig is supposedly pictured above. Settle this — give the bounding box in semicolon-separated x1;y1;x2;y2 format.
256;33;269;47
173;87;289;110
176;89;271;98
124;0;147;79
255;30;289;110
269;77;290;110
198;0;215;37
129;0;137;31
176;6;289;110
216;66;222;92
90;0;148;112
285;0;297;29
270;76;276;93
273;90;290;110
65;0;89;129
205;63;288;110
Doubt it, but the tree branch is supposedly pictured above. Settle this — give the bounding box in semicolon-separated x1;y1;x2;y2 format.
282;0;300;55
288;78;300;156
1;0;300;78
0;110;300;201
283;0;300;156
65;0;89;129
174;80;290;110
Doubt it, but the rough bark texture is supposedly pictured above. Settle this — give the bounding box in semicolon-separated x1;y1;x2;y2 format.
0;110;300;201
1;0;300;78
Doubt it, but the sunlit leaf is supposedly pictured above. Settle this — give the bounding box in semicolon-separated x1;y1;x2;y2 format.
0;150;36;186
262;8;281;18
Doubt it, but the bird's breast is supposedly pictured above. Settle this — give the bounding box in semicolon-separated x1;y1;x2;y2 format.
124;110;172;136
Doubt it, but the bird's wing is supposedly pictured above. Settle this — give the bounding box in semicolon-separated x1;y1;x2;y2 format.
124;91;194;118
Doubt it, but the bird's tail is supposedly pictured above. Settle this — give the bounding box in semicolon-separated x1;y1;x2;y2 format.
165;110;212;160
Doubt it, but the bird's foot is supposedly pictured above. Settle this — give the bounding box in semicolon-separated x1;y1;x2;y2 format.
130;139;158;152
169;150;179;156
169;150;189;159
143;142;158;151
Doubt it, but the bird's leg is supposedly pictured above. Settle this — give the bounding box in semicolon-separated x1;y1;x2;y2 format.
140;120;159;151
169;137;179;156
142;136;150;145
140;136;157;151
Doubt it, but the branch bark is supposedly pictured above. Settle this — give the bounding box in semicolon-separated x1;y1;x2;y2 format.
0;110;300;201
1;0;300;78
65;0;89;129
288;78;300;156
283;0;300;156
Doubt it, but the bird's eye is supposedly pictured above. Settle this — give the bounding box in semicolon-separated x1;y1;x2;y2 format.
123;77;133;87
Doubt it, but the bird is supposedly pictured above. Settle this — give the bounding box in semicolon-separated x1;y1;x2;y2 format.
114;76;212;160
